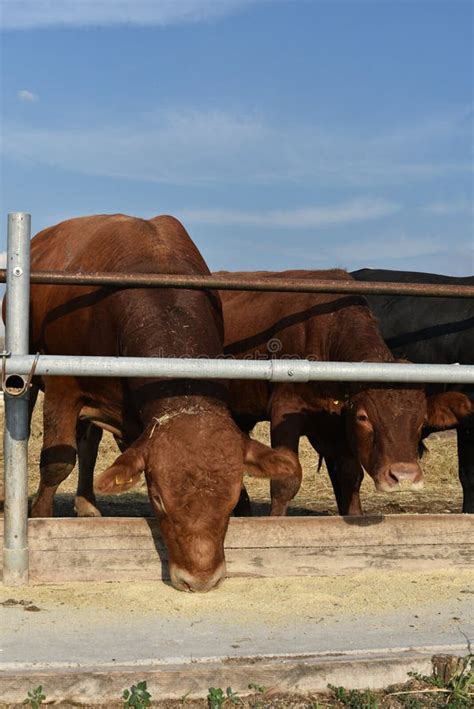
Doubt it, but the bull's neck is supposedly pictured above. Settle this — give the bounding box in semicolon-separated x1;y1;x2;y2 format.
328;314;393;363
117;302;228;427
130;378;230;428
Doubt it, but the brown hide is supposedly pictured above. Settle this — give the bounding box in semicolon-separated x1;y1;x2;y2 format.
220;270;472;515
25;215;300;591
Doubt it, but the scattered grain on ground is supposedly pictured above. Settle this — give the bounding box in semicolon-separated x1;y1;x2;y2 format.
1;569;472;622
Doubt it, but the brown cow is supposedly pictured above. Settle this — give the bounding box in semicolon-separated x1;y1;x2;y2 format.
221;270;472;516
25;215;299;591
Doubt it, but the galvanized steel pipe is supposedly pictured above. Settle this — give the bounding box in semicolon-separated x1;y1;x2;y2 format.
3;213;31;586
5;354;474;384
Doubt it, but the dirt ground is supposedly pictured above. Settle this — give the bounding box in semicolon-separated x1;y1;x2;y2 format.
0;394;463;517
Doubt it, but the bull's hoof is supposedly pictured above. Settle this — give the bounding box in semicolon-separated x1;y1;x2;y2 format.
30;499;53;518
74;496;102;518
270;503;289;516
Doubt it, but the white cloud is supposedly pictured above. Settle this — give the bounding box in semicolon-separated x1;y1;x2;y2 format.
1;109;271;185
182;199;400;228
1;0;256;30
333;235;444;264
2;106;471;187
420;198;474;216
17;89;38;102
369;107;473;151
401;248;474;277
0;251;6;268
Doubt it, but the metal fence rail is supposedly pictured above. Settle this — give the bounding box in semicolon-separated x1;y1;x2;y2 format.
2;212;474;586
4;354;474;385
1;269;473;298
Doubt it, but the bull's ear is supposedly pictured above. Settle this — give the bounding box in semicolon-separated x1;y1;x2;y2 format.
95;446;146;494
243;437;302;480
426;392;473;430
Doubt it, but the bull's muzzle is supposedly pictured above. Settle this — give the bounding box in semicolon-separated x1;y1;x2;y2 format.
169;561;227;593
375;462;424;492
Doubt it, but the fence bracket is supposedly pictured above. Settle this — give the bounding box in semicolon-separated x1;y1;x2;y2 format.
2;352;39;398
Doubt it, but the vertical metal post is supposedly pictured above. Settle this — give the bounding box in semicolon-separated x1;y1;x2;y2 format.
3;213;31;585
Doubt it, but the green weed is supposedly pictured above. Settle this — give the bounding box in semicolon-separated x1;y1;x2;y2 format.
122;680;152;708
248;682;266;694
401;654;473;708
23;686;46;709
207;686;241;708
328;683;379;708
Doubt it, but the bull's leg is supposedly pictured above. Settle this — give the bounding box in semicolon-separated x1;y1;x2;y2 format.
28;383;40;434
232;420;253;516
269;413;303;516
74;422;103;517
233;485;253;516
323;454;364;516
458;425;474;514
30;382;82;518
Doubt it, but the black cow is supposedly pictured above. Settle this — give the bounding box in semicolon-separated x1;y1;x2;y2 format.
351;268;474;513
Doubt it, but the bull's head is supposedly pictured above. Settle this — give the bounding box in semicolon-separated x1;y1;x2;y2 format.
345;386;472;492
95;411;299;592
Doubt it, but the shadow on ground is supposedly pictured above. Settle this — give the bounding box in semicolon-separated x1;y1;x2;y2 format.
12;493;334;519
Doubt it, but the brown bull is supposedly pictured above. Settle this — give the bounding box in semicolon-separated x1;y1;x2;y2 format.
24;215;299;591
221;270;472;515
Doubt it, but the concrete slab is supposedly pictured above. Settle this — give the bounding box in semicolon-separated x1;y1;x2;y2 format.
0;650;466;706
0;571;473;704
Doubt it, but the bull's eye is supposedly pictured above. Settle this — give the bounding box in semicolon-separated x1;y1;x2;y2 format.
357;413;369;423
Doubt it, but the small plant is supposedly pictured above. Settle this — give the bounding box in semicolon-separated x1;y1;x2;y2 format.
248;682;266;694
328;683;379;708
247;683;267;709
407;669;444;688
122;680;152;708
207;686;240;708
404;654;473;708
396;698;423;709
23;686;46;708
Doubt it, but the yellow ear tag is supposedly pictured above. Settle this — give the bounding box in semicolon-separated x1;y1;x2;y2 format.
115;476;134;486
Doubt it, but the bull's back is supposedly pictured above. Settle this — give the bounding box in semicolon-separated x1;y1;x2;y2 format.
221;269;382;423
29;214;214;355
352;269;474;366
221;269;355;356
31;214;209;275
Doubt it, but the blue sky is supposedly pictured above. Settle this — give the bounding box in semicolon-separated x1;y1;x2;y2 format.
1;0;473;276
